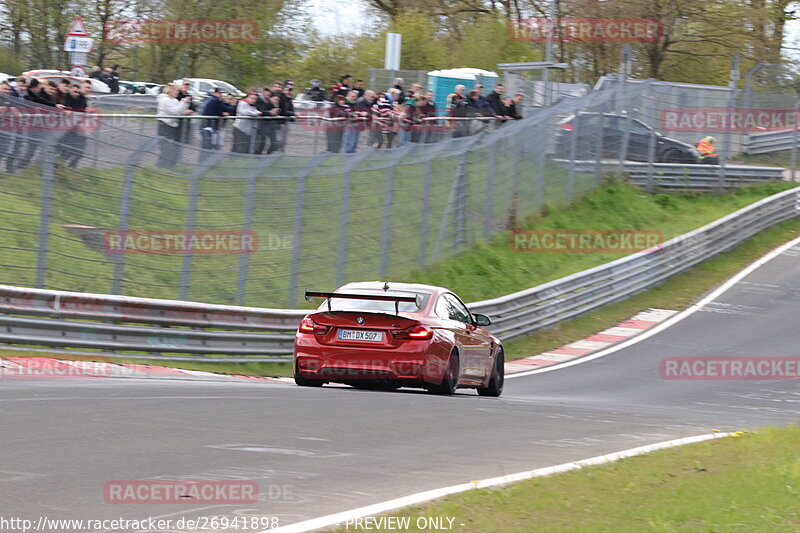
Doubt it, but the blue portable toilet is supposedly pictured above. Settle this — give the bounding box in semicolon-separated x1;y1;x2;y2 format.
426;68;499;112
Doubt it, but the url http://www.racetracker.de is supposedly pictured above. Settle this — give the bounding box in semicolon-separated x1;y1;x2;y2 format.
0;516;281;532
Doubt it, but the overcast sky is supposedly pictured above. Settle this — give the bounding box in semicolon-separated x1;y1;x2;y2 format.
306;1;800;61
306;0;370;35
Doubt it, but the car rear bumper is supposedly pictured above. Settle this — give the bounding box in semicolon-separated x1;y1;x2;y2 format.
294;343;441;384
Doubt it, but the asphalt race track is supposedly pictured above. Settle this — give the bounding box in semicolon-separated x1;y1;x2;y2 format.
2;243;799;532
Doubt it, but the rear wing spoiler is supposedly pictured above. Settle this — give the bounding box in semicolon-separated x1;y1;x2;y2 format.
305;290;422;314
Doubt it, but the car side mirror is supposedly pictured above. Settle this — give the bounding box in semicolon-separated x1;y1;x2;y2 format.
473;313;492;327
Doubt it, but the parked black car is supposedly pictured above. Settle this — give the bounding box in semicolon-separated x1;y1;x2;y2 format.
555;112;702;164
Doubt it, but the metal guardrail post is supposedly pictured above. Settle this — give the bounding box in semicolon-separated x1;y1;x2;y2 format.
379;146;414;275
178;152;225;301
419;159;432;269
337;151;372;286
379;165;395;277
484;149;495;239
454;152;468;251
791;98;800;184
34;141;56;289
718;53;740;194
288;153;330;307
235;155;284;305
112;137;161;295
567;111;581;203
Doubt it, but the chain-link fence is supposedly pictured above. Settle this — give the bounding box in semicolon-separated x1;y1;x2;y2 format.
368;69;427;95
0;82;782;308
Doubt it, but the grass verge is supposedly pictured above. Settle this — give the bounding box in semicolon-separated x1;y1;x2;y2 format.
337;425;799;532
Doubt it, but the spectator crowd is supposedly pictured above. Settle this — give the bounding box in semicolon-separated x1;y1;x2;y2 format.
0;72;526;172
0;76;95;172
154;75;526;164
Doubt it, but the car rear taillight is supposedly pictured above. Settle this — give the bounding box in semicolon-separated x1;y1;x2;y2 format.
298;317;330;335
561;123;573;130
391;324;433;340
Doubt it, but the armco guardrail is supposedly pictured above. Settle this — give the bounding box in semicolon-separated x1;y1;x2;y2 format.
565;160;786;189
470;186;800;338
0;288;305;362
1;187;798;361
743;129;799;155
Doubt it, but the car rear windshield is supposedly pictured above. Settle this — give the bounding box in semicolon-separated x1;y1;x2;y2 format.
318;290;431;313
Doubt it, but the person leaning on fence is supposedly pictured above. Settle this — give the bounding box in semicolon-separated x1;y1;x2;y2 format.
487;84;504;116
175;80;197;144
232;91;263;154
371;88;400;149
447;85;469;138
306;79;327;105
343;89;375;154
0;82;19;170
326;94;350;153
353;79;365;98
334;74;352;98
13;79;59;172
503;93;524;121
275;81;296;153
254;87;274;154
156;82;193;168
57;82;91;170
200;88;236;151
392;78;406;104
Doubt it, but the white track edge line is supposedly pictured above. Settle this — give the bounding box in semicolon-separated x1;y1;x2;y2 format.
264;432;732;533
506;234;800;379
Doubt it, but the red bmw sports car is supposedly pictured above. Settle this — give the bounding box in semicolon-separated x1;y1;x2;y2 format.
293;282;504;396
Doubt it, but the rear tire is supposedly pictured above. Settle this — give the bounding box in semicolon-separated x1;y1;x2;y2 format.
294;362;324;387
478;347;504;397
429;351;459;395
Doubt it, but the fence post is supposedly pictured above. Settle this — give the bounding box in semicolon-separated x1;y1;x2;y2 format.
235;155;283;305
419;159;432;268
379;166;395;277
567;111;581;204
112;137;160;295
337;151;371;287
454;153;468;251
718;53;740;194
616;45;632;175
376;146;414;277
288;153;329;307
178;152;225;301
34;141;56;289
644;80;658;192
483;149;495;239
791;98;800;184
534;123;545;214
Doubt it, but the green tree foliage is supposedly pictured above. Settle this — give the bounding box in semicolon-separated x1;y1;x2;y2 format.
0;0;796;89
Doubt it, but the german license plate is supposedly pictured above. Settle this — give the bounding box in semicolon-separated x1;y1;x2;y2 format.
338;329;382;342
